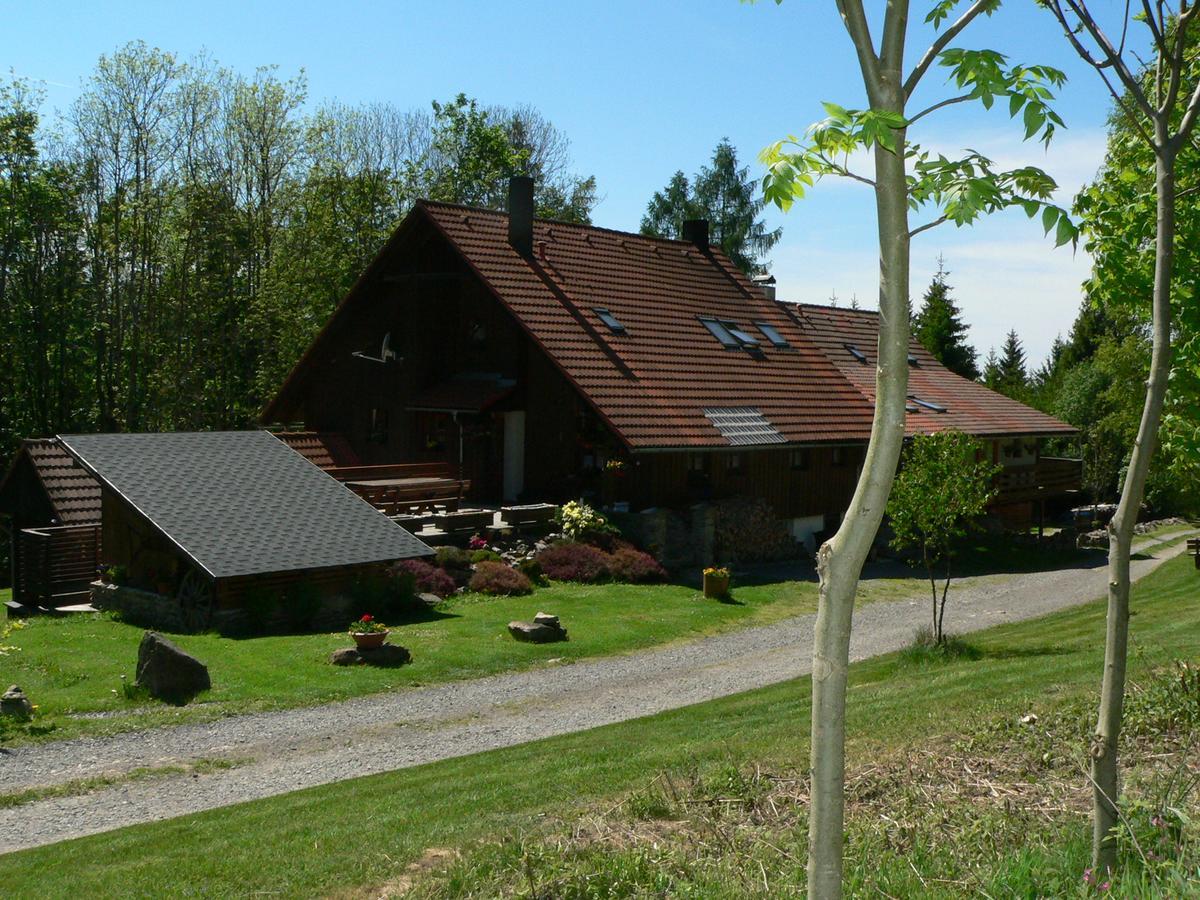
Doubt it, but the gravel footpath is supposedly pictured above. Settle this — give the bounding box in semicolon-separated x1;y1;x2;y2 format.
0;531;1193;854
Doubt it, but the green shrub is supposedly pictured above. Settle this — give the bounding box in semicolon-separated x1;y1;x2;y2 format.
515;558;548;586
470;548;503;565
435;546;473;571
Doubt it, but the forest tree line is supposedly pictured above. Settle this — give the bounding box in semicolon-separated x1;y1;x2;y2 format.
0;41;597;460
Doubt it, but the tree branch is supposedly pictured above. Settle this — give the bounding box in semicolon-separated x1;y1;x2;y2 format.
904;0;995;99
909;215;948;239
908;93;973;125
834;0;883;96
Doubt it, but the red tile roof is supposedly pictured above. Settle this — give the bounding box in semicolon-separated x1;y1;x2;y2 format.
264;201;1075;448
274;432;361;469
418;202;876;448
787;303;1077;438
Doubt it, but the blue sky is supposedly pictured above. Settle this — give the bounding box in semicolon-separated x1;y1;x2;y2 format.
3;0;1123;365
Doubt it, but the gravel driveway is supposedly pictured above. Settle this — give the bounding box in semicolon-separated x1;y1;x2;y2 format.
0;531;1192;854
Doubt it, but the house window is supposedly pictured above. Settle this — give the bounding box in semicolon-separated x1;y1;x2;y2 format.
368;408;389;444
688;453;710;473
726;452;747;475
790;448;810;471
844;344;868;363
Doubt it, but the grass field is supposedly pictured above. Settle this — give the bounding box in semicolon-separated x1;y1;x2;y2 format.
1;549;1195;897
0;534;1116;746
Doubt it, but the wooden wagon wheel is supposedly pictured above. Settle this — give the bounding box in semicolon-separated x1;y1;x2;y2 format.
177;569;214;633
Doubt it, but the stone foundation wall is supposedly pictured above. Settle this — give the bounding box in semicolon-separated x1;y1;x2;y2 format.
92;582;186;632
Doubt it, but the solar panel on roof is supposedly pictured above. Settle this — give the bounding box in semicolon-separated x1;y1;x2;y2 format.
702;407;786;446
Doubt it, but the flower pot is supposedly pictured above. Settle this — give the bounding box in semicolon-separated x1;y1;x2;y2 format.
703;572;730;599
351;630;389;650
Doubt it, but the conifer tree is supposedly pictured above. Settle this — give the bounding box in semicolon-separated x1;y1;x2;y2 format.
988;329;1029;398
912;257;979;379
641;139;781;274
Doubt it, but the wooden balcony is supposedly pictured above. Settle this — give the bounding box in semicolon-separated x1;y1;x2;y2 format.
993;456;1082;505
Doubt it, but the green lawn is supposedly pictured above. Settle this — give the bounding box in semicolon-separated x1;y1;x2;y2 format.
2;551;1195;897
0;533;1135;746
0;576;822;745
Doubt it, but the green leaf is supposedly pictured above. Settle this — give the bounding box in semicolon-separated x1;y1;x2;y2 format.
1042;205;1058;233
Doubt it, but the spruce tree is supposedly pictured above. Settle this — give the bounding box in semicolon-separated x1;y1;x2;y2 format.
991;329;1029;398
640;139;781;274
912;258;979;379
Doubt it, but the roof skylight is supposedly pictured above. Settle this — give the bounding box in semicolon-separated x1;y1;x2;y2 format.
908;353;920;366
909;396;947;413
594;307;627;335
754;322;791;348
699;317;739;349
726;325;761;347
844;344;868;363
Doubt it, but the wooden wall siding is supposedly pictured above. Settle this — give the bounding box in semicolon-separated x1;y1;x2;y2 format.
101;491;186;589
627;446;863;520
296;221;542;492
523;349;596;503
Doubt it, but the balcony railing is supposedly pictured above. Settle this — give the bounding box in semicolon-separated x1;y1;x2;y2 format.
993;456;1082;505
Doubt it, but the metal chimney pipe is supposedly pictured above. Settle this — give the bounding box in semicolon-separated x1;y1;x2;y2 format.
682;219;709;249
508;176;535;257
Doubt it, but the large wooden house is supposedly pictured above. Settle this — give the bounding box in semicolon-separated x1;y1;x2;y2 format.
262;177;1081;538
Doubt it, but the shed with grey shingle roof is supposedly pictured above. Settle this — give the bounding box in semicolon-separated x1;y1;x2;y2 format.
56;431;432;628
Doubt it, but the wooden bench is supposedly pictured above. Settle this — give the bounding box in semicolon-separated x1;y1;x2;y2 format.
347;480;470;516
1188;537;1200;569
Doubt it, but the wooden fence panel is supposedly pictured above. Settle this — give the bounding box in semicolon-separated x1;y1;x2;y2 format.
15;525;101;608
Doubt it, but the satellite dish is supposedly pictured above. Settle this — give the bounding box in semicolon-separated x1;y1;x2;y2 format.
352;332;399;364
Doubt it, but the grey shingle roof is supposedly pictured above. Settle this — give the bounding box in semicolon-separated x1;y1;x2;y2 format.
58;431;432;580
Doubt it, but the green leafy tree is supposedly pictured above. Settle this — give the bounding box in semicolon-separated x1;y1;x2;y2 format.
1043;0;1200;873
641;139;782;273
912;257;979;378
753;1;1074;894
887;431;998;644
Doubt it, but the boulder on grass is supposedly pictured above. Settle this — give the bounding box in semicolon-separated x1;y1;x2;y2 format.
136;631;211;702
1;685;33;719
330;644;411;667
508;612;568;643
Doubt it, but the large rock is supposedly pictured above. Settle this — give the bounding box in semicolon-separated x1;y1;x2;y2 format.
1;685;33;719
508;612;568;643
330;644;411;667
136;631;211;702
